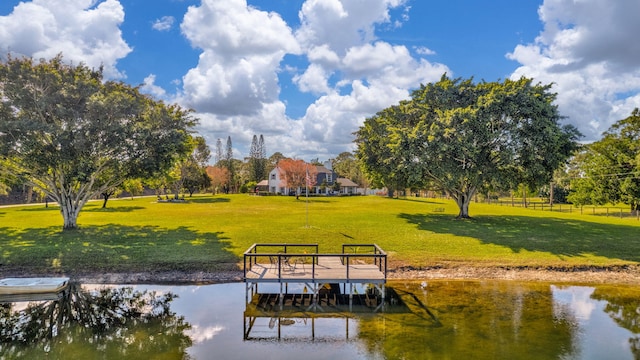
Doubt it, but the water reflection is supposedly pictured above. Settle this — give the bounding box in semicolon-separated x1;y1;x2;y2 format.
0;283;191;359
1;281;639;359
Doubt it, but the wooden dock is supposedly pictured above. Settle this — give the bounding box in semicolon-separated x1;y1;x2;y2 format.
242;244;389;339
245;255;386;283
243;244;388;312
243;243;387;285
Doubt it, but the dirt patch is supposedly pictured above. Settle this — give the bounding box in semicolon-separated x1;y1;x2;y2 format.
387;266;640;285
5;264;640;285
3;266;638;285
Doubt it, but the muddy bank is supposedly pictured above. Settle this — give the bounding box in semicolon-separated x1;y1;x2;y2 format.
37;266;640;285
5;265;640;285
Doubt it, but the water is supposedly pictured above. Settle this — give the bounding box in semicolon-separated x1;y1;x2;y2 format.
1;280;639;359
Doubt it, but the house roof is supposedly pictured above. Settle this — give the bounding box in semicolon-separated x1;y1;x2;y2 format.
336;178;358;187
315;165;332;174
257;180;268;186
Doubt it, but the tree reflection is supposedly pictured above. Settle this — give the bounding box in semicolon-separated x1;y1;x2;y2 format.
0;284;192;359
357;281;576;359
591;286;640;358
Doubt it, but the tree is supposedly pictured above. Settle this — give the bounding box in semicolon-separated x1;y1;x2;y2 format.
568;109;640;214
206;166;229;194
248;134;267;182
355;104;433;198
355;75;581;218
122;178;144;199
0;55;195;229
169;136;211;198
268;152;286;170
332;151;364;186
224;136;234;193
278;158;317;199
215;138;224;165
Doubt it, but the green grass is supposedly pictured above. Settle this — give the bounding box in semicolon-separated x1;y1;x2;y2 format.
1;194;639;275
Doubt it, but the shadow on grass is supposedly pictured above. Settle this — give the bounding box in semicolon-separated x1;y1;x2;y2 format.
398;213;640;263
393;197;446;205
83;206;146;213
19;206;60;212
0;224;240;273
185;197;231;204
296;198;336;203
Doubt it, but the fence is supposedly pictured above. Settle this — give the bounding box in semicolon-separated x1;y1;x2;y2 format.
485;200;640;220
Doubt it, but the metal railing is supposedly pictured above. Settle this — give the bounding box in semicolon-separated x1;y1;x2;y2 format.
243;243;387;282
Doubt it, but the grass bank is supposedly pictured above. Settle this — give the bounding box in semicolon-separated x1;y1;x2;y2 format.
1;194;639;277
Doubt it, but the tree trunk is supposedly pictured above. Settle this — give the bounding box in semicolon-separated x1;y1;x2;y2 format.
452;188;476;219
101;193;110;208
456;195;471;218
60;196;81;230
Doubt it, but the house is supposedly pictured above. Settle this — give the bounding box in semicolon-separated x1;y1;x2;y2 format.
266;162;358;195
267;167;287;194
336;177;358;195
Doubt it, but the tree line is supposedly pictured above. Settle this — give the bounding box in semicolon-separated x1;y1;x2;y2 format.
0;56;364;230
2;56;637;230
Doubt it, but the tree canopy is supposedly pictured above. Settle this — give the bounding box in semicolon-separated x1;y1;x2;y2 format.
355;75;581;218
0;55;196;229
277;158;317;199
568;108;640;213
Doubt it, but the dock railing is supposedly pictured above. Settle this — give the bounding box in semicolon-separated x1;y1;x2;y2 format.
243;243;387;282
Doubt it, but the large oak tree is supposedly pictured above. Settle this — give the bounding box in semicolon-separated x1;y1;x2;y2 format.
0;55;195;229
355;75;581;218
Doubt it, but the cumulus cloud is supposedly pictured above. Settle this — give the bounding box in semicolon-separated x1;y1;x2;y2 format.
0;0;131;79
175;0;447;160
295;0;405;54
179;0;299;117
507;0;640;141
289;0;449;158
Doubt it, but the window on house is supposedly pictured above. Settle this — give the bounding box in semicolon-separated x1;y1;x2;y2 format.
271;173;276;180
327;174;332;183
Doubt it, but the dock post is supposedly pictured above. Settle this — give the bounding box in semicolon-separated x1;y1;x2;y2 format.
349;283;353;311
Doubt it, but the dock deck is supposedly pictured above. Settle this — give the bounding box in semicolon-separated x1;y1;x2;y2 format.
243;243;387;285
243;244;388;312
245;255;386;283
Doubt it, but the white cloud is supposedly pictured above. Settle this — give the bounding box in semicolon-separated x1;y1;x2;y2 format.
180;0;449;158
507;0;640;141
0;0;131;79
152;16;175;31
295;0;407;55
293;63;331;94
415;46;435;56
141;74;167;99
289;0;449;159
179;0;299;116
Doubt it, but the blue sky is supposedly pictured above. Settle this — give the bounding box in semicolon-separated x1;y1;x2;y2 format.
2;0;640;162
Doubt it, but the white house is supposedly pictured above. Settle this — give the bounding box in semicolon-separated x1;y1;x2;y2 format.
267;167;287;194
266;165;359;195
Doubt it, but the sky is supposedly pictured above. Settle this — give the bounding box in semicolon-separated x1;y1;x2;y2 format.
1;0;640;163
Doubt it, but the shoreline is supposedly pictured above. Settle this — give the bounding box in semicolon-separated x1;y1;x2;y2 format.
4;266;636;286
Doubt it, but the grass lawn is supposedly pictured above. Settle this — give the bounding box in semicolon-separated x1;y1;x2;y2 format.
1;194;639;275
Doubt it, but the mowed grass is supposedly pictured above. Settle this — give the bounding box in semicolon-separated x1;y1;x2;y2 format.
1;194;639;274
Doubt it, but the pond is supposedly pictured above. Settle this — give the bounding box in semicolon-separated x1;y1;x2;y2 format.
1;280;639;359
